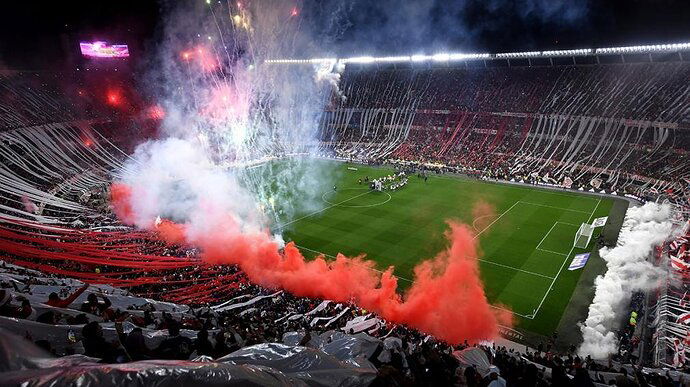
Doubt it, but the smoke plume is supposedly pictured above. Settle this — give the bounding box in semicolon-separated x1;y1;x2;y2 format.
578;202;674;359
144;0;340;225
111;181;510;343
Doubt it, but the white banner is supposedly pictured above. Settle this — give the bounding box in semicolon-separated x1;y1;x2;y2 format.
592;216;608;228
590;178;602;189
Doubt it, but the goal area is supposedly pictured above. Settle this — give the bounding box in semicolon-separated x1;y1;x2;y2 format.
574;223;594;249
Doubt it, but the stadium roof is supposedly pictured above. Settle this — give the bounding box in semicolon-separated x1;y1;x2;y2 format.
265;42;690;65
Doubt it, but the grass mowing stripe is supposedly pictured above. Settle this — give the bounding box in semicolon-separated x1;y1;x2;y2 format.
430;174;600;203
535;222;559;250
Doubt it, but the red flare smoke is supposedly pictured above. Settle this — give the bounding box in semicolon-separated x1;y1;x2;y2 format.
110;183;511;343
110;183;136;224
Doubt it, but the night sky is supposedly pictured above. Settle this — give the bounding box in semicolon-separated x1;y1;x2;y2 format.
0;0;688;69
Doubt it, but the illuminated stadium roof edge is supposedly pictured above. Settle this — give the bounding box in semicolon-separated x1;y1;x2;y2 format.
265;42;690;64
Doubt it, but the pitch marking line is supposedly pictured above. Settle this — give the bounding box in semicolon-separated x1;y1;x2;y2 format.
491;305;533;319
534;221;579;255
278;190;374;228
297;243;553;282
535;222;559;251
472;214;497;231
586;199;602;224
478;258;555;280
322;189;392;208
473;202;589;241
530;198;602;319
518;201;591;214
474;201;520;239
536;248;568;256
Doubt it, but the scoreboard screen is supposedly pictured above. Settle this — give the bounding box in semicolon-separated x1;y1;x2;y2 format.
80;42;129;58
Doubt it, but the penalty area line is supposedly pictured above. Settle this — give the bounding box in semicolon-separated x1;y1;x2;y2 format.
518;201;591;214
478;258;555;280
491;304;533;319
530;198;602;318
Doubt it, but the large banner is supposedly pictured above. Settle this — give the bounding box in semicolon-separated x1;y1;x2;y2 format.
568;253;590;270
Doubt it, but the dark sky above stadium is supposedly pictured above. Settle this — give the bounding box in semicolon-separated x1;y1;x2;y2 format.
0;0;688;69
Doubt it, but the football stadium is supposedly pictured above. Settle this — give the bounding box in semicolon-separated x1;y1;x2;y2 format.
0;1;689;385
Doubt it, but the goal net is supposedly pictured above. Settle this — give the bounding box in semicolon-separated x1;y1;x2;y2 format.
574;223;594;249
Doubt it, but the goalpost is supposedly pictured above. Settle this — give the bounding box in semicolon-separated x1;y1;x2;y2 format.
574;223;594;249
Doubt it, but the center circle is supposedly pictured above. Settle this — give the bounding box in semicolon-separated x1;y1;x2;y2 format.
322;188;392;208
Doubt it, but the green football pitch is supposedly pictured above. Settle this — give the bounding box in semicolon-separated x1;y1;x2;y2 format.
270;160;627;339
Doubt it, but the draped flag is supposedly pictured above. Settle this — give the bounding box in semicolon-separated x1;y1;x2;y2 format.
591;216;608;228
674;338;687;367
590;178;602;189
670;237;688;252
678;312;690;325
671;255;690;271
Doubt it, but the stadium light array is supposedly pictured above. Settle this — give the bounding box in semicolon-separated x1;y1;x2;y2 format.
495;51;541;59
265;41;690;65
342;56;376;64
495;48;592;58
595;43;690;55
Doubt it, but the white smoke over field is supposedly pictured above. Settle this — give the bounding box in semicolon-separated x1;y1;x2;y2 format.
129;0;345;229
117;138;265;233
579;202;674;359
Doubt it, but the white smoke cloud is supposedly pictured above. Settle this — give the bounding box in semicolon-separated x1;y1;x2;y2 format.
118;138;265;233
125;1;345;231
578;202;674;359
314;60;346;102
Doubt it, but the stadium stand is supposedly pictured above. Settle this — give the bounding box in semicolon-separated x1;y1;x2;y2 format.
323;62;690;205
0;60;689;386
654;221;690;369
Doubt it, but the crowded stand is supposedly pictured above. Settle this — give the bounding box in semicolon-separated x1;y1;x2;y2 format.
334;63;690;122
0;72;90;130
324;62;690;205
0;41;688;385
653;222;690;371
3;256;690;386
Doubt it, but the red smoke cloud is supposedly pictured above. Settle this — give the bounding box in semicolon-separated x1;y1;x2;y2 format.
110;183;137;224
110;183;511;343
